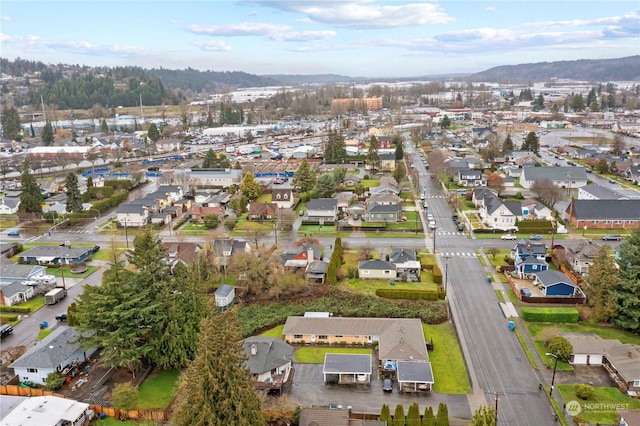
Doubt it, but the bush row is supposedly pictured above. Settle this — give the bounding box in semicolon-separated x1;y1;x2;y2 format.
433;265;442;284
375;288;443;301
520;307;579;323
515;219;554;233
0;305;31;313
237;288;448;337
104;179;133;190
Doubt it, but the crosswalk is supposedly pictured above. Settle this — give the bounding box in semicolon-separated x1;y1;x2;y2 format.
439;252;477;258
436;231;466;236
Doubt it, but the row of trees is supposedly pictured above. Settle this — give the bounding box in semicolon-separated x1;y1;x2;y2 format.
380;402;450;425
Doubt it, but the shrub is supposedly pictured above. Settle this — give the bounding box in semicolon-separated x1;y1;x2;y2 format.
433;265;442;284
520;307;579;323
45;372;64;391
224;219;238;230
111;382;139;410
575;384;594;400
346;266;358;279
0;305;31;313
363;174;370;179
336;268;346;281
546;335;573;361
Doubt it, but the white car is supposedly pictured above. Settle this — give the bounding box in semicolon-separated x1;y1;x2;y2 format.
501;234;517;240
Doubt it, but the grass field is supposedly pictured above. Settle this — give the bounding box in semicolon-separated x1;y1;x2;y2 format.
557;385;640;425
423;323;471;394
46;265;99;279
341;278;437;297
0;219;17;230
525;322;640;346
260;324;285;338
136;369;180;410
19;295;45;313
294;347;372;363
37;329;54;340
93;418;156;426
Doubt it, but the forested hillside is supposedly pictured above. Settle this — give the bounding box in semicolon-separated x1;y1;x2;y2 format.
147;68;281;92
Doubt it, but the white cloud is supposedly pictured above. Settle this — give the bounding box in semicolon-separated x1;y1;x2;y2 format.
270;30;336;42
1;16;12;22
485;7;496;12
186;22;291;37
4;34;145;57
192;40;232;52
253;1;454;28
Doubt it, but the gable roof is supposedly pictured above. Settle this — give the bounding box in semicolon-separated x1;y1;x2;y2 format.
248;202;278;216
579;183;626;200
307;198;338;210
389;248;417;263
243;337;294;375
0;263;46;281
10;326;89;370
215;283;235;298
534;270;574;286
299;408;349;426
0;281;31;298
566;199;640;220
522;166;588;182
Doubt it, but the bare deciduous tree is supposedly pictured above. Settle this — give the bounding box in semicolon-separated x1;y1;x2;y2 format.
531;179;562;206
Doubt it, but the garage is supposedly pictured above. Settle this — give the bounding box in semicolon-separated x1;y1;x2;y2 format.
323;353;372;385
396;361;434;392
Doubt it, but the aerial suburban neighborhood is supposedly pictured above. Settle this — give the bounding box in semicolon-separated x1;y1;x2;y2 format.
1;52;640;426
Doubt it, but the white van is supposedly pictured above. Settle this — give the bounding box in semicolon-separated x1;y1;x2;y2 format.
32;275;57;285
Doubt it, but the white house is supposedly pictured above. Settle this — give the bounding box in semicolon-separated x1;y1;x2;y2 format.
306;198;338;222
10;326;97;384
358;260;397;280
214;284;235;308
188;168;243;188
115;204;150;227
520;166;588;190
0;396;92;426
0;197;20;214
0;282;34;306
272;188;293;209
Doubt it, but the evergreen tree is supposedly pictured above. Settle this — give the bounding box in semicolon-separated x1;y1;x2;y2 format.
613;227;640;331
19;160;43;215
422;406;436;426
522;132;539;153
292;159;316;193
393;404;406;426
395;141;404;160
171;310;266;426
147;123;161;142
440;115;451;129
1;106;21;140
41;121;55;146
333;166;346;186
64;172;83;213
585;246;620;322
314;173;335;198
366;138;381;171
502;134;514;153
100;119;109;134
202;149;217;168
471;405;496;426
435;403;449;426
393;162;406;184
380;404;392;423
127;230;170;286
240;171;261;201
324;130;347;164
407;403;421;426
87;176;93;188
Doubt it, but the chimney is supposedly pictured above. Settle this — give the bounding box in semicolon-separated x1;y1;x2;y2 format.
307;247;314;262
250;344;257;356
628;351;632;358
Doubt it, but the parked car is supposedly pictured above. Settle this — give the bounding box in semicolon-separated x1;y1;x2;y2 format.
529;235;542;240
55;313;67;322
457;223;464;232
0;324;13;339
7;230;20;236
602;234;622;241
273;178;284;184
501;234;517;240
608;179;617;184
147;166;159;172
520;288;532;297
382;378;393;393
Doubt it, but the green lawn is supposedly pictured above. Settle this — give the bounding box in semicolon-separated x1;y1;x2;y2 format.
363;231;425;238
557;385;640;425
294;347;372;363
93;417;156;426
136;369;180;410
342;278;438;297
260;324;285;338
37;329;54;340
423;323;471;394
525;322;640;346
533;340;573;371
0;218;17;230
19;295;45;313
46;265;98;279
359;179;380;189
255;194;272;203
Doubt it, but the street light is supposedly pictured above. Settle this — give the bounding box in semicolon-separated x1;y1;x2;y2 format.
88;208;101;220
442;255;451;297
124;218;130;249
546;352;559;397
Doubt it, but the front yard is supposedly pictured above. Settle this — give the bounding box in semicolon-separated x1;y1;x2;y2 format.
294;347;372;363
557;385;640;425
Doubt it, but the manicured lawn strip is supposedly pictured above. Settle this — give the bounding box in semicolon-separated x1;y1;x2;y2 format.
179;229;207;236
484;249;511;268
495;290;505;303
0;219;17;230
183;222;207;230
525;322;640;346
557;385;640;425
260;324;285;338
19;295;45;312
91;247;126;261
343;279;437;297
136;369;180;410
256;194;272;203
359;179;380;189
94;418;156;426
37;329;54;340
505;289;518;305
364;232;425;238
46;265;99;279
423;323;471;394
294;347;371;363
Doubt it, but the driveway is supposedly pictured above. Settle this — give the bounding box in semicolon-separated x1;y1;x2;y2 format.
289;363;471;419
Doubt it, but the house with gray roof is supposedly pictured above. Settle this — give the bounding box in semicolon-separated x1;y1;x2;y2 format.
10;326;97;384
0;263;47;285
565;199;640;230
188;168;243;188
243;337;293;392
389;248;420;278
214;284;235;308
306;198;338;222
566;240;604;274
1;396;92;426
514;254;548;279
472;188;520;231
533;270;582;297
19;245;100;265
369;192;401;205
358;260;397;280
520;166;588;189
0;281;34;306
115;203;150;227
578;183;627;200
305;260;328;285
364;203;403;223
0;197;20;214
458;168;485;187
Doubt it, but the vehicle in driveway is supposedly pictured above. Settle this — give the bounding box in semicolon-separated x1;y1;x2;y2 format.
501;234;517;240
382;378;393;393
602;234;622;241
55;313;67;321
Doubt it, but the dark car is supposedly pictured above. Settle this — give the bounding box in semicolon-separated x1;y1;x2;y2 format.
520;288;532;297
55;313;67;321
602;234;622;241
0;324;13;339
147;166;160;172
382;378;393;393
457;223;464;232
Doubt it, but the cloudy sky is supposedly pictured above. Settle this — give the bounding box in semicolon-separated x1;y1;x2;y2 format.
1;1;638;78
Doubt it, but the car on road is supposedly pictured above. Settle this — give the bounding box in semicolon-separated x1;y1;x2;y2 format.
55;313;67;321
602;234;622;241
7;230;20;236
457;223;464;232
608;179;617;184
382;378;393;393
0;324;13;339
529;234;542;240
501;234;517;240
147;166;159;172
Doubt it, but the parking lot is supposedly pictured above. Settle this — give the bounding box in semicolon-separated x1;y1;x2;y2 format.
289;363;471;419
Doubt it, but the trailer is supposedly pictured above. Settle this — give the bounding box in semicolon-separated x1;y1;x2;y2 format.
45;288;67;305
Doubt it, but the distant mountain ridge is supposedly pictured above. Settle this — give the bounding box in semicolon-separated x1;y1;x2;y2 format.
467;56;640;82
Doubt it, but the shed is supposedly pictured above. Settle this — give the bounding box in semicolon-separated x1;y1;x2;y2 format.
214;284;235;308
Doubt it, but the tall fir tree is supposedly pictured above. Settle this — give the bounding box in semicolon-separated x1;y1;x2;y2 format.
292;159;316;193
380;404;392;423
240;172;262;201
41;121;55;146
171;309;266;426
19;160;43;215
324;130;347;164
64;172;83;213
1;106;21;140
393;404;406;426
422;406;436;426
613;227;640;331
585;246;620;322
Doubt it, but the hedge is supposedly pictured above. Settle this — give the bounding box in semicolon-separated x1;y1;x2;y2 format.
375;288;440;301
0;314;18;323
520;307;579;323
514;219;553;233
0;305;31;313
433;265;442;284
